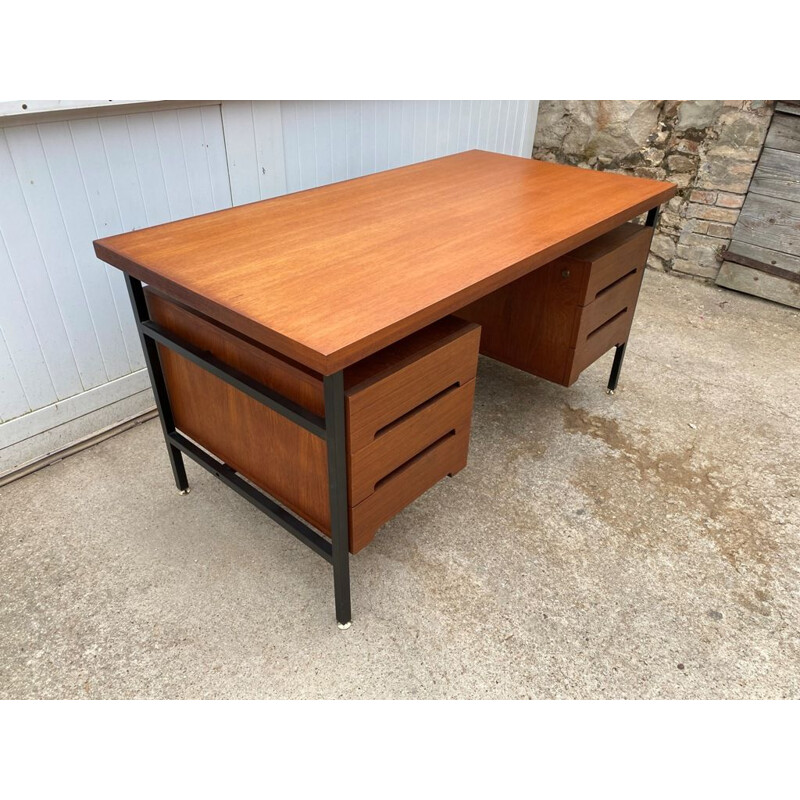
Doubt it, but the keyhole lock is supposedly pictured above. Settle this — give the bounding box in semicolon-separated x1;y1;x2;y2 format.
561;269;570;279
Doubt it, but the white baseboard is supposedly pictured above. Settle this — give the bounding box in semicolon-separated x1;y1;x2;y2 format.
0;371;155;476
0;370;151;449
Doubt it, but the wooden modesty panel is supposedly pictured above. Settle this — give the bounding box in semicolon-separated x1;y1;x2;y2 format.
95;151;675;373
145;286;480;553
456;222;653;386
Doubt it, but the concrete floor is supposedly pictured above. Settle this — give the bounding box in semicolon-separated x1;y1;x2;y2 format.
1;269;799;699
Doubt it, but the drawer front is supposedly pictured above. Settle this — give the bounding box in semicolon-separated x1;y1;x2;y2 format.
346;323;481;452
350;426;471;553
581;224;653;304
349;380;475;506
572;267;643;346
567;306;634;384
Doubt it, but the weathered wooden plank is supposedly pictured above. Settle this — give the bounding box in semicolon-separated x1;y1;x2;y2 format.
764;111;800;154
749;148;800;203
726;238;800;276
0;130;84;401
734;192;800;257
775;102;800;117
716;260;800;309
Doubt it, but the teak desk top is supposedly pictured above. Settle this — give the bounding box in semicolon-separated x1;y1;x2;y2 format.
94;150;676;374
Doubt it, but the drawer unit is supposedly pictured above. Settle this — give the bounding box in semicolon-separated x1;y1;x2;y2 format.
144;286;480;553
455;222;652;387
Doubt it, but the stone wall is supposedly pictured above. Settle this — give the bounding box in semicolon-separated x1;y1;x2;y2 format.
532;101;775;280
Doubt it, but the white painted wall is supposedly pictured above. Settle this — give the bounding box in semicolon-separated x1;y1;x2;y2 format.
0;100;538;476
0;104;232;474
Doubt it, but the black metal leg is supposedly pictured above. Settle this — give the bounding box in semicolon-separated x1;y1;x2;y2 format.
605;207;658;394
607;342;626;394
124;274;189;493
323;371;352;628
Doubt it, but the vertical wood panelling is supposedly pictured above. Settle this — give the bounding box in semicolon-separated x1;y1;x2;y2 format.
38;120;132;381
388;102;404;169
0;326;29;422
0;230;57;412
251;102;287;201
345;101;363;182
200;105;233;210
361;100;377;176
4;125;107;391
295;101;318;190
221;101;287;205
275;100;537;195
126;113;173;226
0;130;84;400
312;101;333;188
375;102;391;172
70;116;139;371
0;104;231;435
329;103;348;183
150;111;196;221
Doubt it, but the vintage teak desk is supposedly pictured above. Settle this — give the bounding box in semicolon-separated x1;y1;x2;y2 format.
94;150;676;627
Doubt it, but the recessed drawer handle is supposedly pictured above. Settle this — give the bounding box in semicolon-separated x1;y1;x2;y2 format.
587;308;628;340
373;430;457;490
594;268;638;301
373;382;460;439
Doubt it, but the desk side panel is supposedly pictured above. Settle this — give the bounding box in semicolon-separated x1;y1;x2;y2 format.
146;290;332;533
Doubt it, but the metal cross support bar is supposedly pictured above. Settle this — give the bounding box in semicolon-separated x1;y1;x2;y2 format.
606;206;661;394
124;274;352;627
169;431;334;562
140;320;326;437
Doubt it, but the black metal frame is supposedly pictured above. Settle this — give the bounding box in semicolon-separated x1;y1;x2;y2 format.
606;206;661;394
124;274;352;628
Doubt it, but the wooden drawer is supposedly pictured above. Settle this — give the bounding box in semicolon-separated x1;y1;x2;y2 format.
456;222;652;387
349;380;475;506
144;286;480;553
350;427;471;553
572;267;642;344
564;222;653;305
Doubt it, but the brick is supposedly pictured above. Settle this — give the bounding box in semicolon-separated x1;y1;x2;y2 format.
683;219;710;235
685;203;740;224
678;232;720;249
696;157;757;193
705;144;762;162
690;190;717;205
715;192;745;209
650;232;676;261
706;222;735;239
671;257;721;280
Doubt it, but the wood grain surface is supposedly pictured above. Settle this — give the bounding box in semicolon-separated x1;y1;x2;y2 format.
95;150;675;373
146;286;480;550
457;223;652;386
